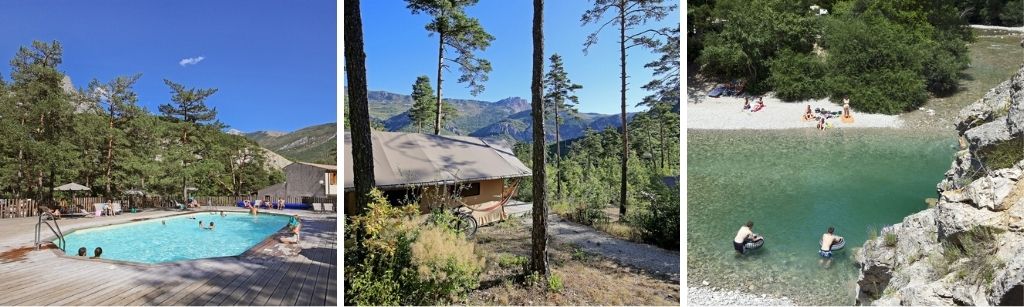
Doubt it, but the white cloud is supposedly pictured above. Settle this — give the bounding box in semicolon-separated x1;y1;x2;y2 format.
179;56;205;66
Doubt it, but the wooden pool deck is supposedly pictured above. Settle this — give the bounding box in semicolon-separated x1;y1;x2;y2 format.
0;207;336;306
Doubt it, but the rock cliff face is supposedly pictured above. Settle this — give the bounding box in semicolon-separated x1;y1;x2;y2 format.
854;66;1024;306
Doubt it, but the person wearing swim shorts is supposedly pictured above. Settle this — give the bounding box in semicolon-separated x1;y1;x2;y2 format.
733;221;762;253
820;226;844;258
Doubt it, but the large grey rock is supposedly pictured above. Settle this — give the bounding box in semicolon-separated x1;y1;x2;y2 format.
964;176;1016;211
964;118;1013;149
935;201;1006;238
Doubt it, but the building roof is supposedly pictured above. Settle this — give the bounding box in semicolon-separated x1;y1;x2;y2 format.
343;131;531;190
294;161;337;170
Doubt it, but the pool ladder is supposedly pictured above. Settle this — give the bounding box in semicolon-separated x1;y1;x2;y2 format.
35;211;66;252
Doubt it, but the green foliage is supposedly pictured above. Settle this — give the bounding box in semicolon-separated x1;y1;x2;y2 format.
883;231;898;247
957;0;1024;26
868;226;878;241
939;226;1005;285
497;254;529;269
768;49;829;101
628;174;681;250
695;0;973;113
0;41;280;200
978;136;1024;171
345;189;484;306
547;273;564;293
406;0;493;96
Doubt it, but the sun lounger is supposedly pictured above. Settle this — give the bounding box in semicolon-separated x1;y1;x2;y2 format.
92;203;107;217
324;203;335;213
110;203;122;215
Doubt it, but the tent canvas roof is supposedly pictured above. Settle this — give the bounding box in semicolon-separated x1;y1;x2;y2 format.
343;131;531;190
54;183;90;191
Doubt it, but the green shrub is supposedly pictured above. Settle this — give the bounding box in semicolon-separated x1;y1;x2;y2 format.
497;254;528;269
345;189;485;306
628;176;680;250
547;273;564;293
768;49;829;101
867;226;878;241
409;226;486;303
978;136;1024;171
941;226;1005;285
883;232;898;247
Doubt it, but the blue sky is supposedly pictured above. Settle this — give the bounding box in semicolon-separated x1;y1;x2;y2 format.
353;1;679;114
0;0;336;133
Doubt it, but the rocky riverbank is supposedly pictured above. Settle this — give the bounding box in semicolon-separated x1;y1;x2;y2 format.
854;65;1024;305
688;286;795;306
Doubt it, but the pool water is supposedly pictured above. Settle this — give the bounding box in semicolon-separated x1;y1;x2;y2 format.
62;212;291;264
687;129;956;305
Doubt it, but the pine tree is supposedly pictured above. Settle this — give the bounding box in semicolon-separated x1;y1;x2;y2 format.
639;25;680;172
582;0;675;216
543;53;582;200
406;0;493;135
86;74;144;198
409;76;436;133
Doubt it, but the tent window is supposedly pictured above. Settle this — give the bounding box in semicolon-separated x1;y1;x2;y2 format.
452;182;481;198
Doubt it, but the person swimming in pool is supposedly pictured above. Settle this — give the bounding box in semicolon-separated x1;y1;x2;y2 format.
819;226;844;258
78;247;87;257
162;220;166;226
220;210;225;217
206;222;216;231
733;221;763;254
92;247;103;259
199;220;204;229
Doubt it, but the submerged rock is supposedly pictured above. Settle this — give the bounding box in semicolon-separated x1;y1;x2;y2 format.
855;65;1024;306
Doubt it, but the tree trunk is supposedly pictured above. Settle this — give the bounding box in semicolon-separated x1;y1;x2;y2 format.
555;101;561;200
345;0;376;215
529;0;548;277
618;0;629;217
105;114;114;197
659;109;665;170
434;31;445;135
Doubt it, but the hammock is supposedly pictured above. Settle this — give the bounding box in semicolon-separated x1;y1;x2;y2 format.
464;178;521;213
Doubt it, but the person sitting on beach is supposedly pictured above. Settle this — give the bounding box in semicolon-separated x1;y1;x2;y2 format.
742;97;751;111
751;99;766;112
819;227;844;258
802;105;814;121
733;221;763;254
78;247;87;257
817;117;827;131
91;247;102;259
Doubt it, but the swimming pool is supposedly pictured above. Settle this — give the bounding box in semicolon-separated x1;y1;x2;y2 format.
61;212;292;264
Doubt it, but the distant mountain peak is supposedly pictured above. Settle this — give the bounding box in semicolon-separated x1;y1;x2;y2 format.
225;128;244;135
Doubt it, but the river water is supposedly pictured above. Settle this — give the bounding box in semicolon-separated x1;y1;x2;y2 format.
686;129;956;305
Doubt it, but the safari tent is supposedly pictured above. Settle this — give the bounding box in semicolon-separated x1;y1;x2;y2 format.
343;131;531;225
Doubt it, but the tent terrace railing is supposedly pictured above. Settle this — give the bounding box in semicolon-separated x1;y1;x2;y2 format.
0;195;337;219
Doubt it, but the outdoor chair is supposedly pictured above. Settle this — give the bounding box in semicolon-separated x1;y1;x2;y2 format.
324;203;335;213
92;203;107;217
313;203;323;214
110;203;122;215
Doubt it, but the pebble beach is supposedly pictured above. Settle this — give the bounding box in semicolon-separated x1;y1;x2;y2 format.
687;94;904;130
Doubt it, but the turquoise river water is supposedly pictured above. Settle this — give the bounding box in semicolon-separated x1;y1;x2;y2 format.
687;129;957;305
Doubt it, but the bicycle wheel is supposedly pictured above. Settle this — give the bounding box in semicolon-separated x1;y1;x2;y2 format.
457;213;478;237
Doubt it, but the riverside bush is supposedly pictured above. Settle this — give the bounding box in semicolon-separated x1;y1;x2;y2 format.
768;50;829;101
344;189;484;305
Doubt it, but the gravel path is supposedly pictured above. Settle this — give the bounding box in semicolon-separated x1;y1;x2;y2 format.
688;286;795;306
507;203;680;282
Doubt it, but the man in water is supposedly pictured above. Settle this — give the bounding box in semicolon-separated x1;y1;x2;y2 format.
77;247;87;257
206;222;216;231
733;221;763;254
92;247;103;259
820;226;844;258
199;220;204;229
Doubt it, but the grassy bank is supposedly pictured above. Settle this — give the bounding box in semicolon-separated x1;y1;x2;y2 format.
903;28;1024;129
